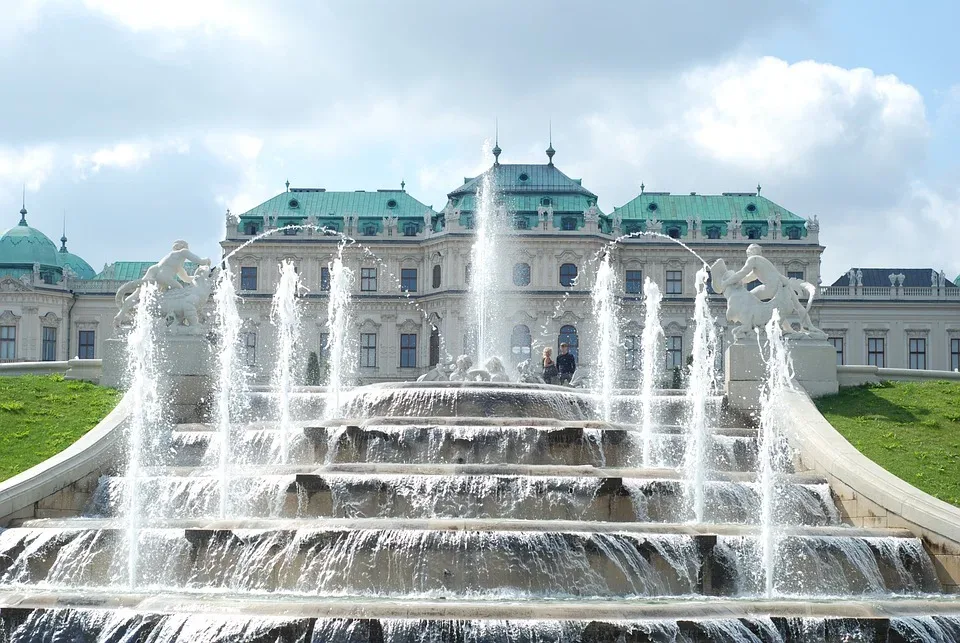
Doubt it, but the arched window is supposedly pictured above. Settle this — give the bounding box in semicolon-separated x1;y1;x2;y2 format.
559;263;578;287
510;324;532;362
513;262;531;287
429;325;441;366
747;228;761;240
403;223;419;236
561;217;577;231
786;227;801;240
363;223;377;236
558;325;579;359
667;227;680;239
706;226;721;240
432;264;442;289
514;216;529;230
244;222;259;235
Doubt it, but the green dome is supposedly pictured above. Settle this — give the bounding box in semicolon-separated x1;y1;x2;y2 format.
57;239;95;280
0;209;61;269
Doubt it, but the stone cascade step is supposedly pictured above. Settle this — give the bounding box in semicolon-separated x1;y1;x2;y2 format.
85;468;838;526
167;422;762;473
0;522;937;599
3;598;960;642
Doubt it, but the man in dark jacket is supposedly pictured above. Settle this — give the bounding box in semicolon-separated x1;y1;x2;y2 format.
557;342;576;385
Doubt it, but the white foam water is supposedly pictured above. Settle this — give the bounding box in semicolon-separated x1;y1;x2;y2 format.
639;278;663;466
270;260;303;464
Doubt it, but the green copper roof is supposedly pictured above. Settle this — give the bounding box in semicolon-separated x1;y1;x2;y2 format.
239;189;436;220
455;193;599;214
56;235;95;280
93;261;200;281
612;193;806;222
448;164;597;199
0;209;62;268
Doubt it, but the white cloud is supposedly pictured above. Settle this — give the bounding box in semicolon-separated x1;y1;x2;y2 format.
72;139;188;177
0;145;57;192
81;0;268;40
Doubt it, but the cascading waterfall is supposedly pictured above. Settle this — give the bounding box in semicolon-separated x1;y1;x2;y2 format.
757;308;794;597
323;244;355;420
639;278;663;466
469;143;503;363
123;283;161;588
212;263;246;518
590;253;619;422
271;260;302;464
683;267;719;523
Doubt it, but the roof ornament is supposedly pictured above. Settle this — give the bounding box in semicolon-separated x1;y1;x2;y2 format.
492;119;501;167
401;179;406;191
60;210;68;252
18;184;27;226
285;179;290;192
757;183;762;196
546;120;555;166
640;182;645;195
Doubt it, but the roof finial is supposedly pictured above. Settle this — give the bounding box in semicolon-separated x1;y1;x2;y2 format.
18;184;27;226
757;183;762;196
401;179;406;191
60;210;68;252
285;179;290;192
492;119;501;167
640;182;645;195
546;120;555;166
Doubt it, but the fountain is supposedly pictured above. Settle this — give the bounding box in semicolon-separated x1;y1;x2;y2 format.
683;267;719;523
468;142;506;364
2;229;960;642
323;244;355;420
590;252;619;422
271;259;302;464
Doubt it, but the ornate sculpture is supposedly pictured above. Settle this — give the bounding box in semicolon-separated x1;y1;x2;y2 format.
710;244;825;341
612;212;623;234
517;359;544;383
856;269;863;287
113;240;214;332
417;354;455;382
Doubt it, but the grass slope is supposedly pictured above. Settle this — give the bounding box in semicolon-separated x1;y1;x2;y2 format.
0;375;120;482
815;380;960;507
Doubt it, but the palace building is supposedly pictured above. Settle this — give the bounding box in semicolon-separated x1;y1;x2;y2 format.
2;145;958;380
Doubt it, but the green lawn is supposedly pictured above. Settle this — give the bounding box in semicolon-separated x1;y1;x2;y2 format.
0;375;120;482
815;380;960;507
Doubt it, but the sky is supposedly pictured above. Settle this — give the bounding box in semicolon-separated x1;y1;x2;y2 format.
0;0;957;282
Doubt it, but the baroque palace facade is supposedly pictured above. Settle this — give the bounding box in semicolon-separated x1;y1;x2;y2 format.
2;146;959;381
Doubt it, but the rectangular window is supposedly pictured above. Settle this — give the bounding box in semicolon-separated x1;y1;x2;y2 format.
624;335;639;370
908;337;927;370
360;333;377;368
42;327;57;362
320;267;330;291
829;337;844;366
625;270;643;295
360;268;377;292
867;337;885;368
318;332;329;364
240;266;258;291
78;330;95;359
951;338;960;372
666;270;683;295
401;268;418;293
666;335;683;369
0;325;16;360
244;332;256;365
787;271;804;281
400;333;417;368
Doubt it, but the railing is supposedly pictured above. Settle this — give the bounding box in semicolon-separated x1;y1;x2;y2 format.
837;364;960;388
0;359;102;383
819;285;960;300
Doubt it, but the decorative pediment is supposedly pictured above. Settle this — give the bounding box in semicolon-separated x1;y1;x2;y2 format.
0;277;31;293
39;311;61;325
664;321;685;333
359;318;381;332
821;328;848;337
556;310;583;324
398;318;420;333
0;310;21;323
510;310;538;325
75;319;99;330
864;328;888;338
556;250;581;264
905;328;930;338
398;256;419;269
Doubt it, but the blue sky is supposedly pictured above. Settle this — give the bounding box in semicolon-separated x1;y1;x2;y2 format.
0;0;957;281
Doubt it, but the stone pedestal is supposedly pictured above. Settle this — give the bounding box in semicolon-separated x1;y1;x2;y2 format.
101;334;214;424
725;336;838;411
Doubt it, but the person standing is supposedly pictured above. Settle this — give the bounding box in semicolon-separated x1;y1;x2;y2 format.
557;342;576;385
541;347;559;385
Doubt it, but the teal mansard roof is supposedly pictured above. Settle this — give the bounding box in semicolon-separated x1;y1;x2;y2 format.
448;163;599;214
612;192;805;223
0;206;62;269
239;188;436;221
